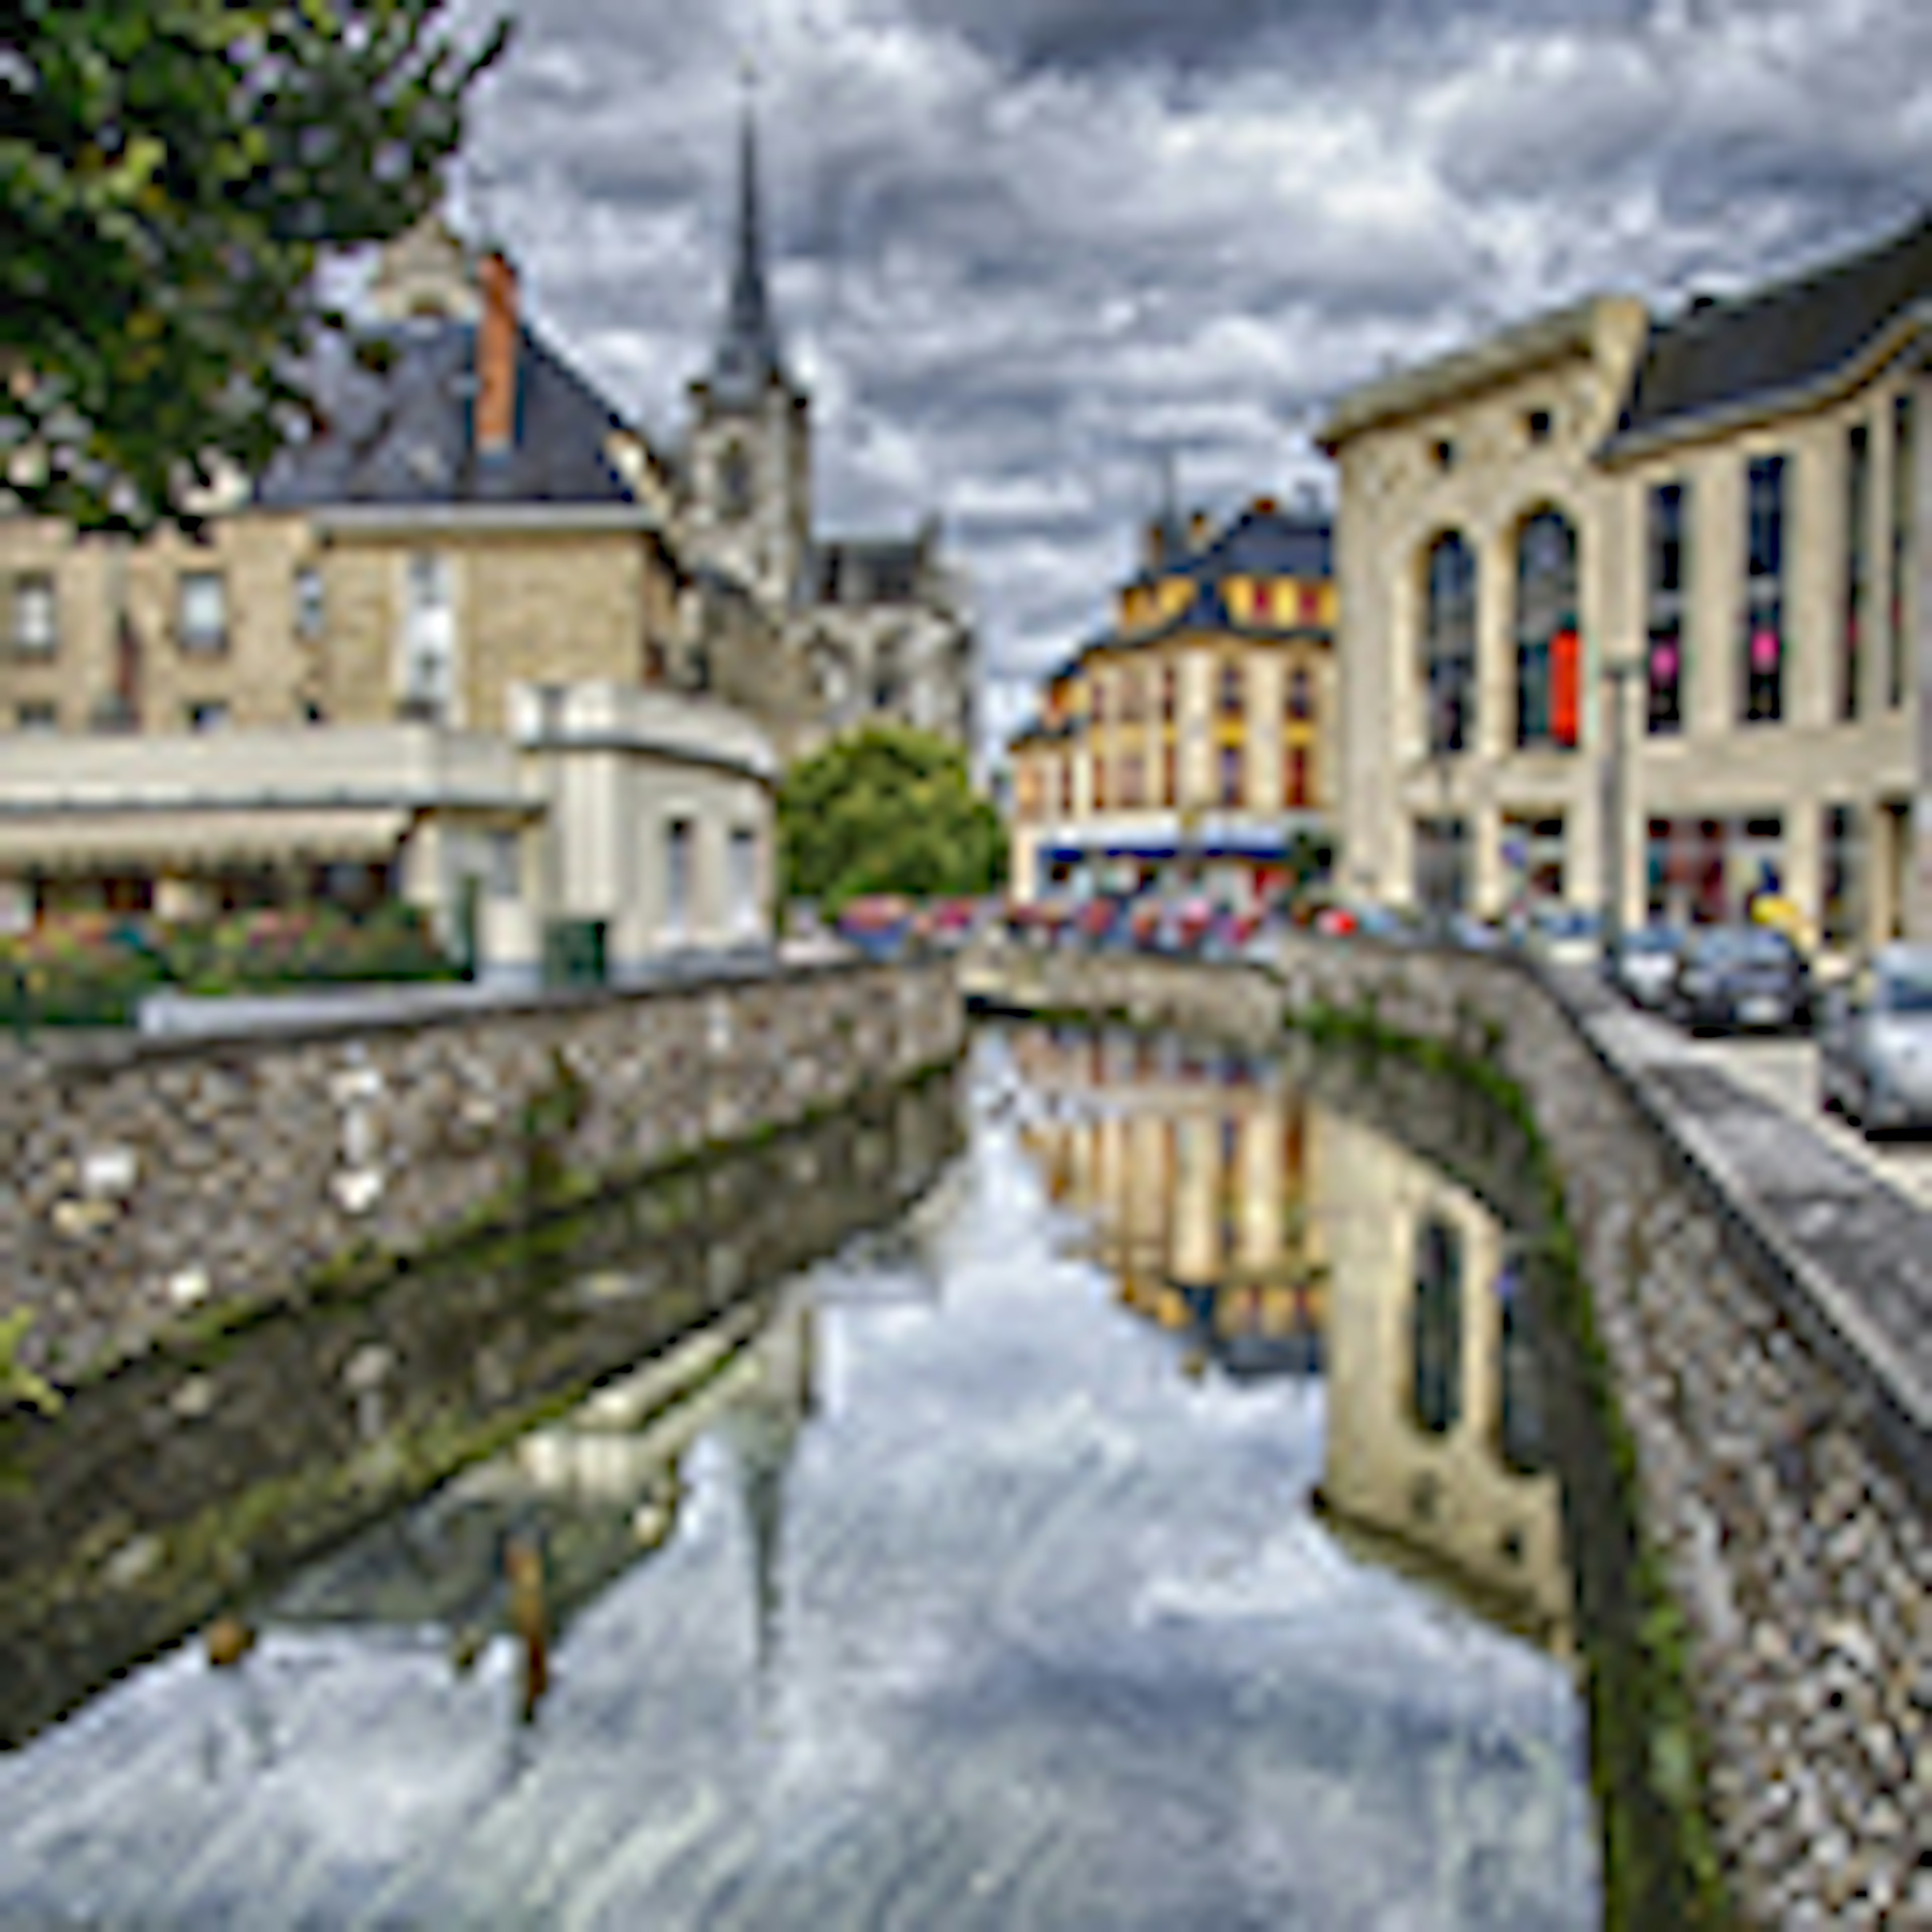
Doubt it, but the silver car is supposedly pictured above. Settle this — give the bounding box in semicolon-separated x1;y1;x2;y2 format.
1817;944;1932;1137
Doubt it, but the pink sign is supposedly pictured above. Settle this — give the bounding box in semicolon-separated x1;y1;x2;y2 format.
1751;630;1779;671
1651;641;1678;679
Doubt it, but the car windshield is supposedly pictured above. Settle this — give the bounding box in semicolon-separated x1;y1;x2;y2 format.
1878;962;1932;1014
1691;928;1791;964
1535;909;1597;938
1623;927;1681;953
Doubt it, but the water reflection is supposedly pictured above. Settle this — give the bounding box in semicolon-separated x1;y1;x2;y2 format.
0;1029;1595;1930
1007;1024;1573;1655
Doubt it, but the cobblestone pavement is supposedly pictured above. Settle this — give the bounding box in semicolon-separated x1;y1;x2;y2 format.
1689;1032;1932;1210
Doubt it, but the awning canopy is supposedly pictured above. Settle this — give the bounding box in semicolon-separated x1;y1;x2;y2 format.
0;807;414;874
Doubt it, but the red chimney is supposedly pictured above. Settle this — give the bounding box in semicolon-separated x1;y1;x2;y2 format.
476;250;518;456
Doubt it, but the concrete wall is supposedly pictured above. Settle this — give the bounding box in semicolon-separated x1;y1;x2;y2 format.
2;955;961;1387
976;937;1928;1928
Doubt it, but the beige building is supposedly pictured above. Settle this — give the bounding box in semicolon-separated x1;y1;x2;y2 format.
1319;211;1930;952
1006;496;1338;908
0;218;776;984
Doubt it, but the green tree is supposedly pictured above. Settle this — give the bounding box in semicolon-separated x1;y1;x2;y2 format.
778;723;1007;913
3;1;510;531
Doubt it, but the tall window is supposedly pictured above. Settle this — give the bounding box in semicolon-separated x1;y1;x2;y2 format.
728;827;759;938
1159;663;1176;721
1285;664;1313;723
1646;482;1687;734
11;575;56;657
720;441;753;523
1741;454;1787;723
1161;740;1177;809
1890;393;1914;709
1092;750;1108;812
295;566;326;643
1218;659;1243;719
1411;1217;1463;1437
1283;744;1311;810
1422;532;1476;753
178;570;227;655
1513;510;1579;749
401;552;454;719
1820;804;1863;945
1494;1266;1544;1476
664;818;693;940
1843;425;1870;720
1218;743;1242;807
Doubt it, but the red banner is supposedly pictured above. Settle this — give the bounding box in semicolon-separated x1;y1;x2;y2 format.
1550;629;1579;746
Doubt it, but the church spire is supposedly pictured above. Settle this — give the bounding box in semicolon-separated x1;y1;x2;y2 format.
709;61;787;403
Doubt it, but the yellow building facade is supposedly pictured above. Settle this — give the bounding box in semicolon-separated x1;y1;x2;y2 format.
1006;498;1337;908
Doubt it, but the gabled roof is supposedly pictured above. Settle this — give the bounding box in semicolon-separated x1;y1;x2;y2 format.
1604;209;1932;458
258;317;638;511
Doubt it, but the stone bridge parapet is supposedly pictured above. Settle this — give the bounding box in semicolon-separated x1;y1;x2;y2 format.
3;955;962;1386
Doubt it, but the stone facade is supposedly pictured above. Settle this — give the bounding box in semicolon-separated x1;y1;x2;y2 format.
1320;217;1930;954
2;955;962;1387
972;936;1929;1927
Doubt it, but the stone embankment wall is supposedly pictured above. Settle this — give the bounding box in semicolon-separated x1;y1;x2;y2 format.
977;938;1930;1932
4;957;961;1385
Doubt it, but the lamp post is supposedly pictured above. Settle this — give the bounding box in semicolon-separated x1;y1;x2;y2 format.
1599;656;1644;958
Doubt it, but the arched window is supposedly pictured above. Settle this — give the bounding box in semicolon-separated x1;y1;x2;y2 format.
1493;1260;1545;1475
720;441;753;523
1514;509;1580;748
1422;533;1477;754
1410;1215;1463;1436
1285;665;1313;722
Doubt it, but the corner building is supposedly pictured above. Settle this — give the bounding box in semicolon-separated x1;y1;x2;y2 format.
1006;498;1337;908
1320;212;1931;950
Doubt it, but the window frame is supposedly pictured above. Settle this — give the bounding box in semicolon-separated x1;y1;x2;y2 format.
1842;423;1870;721
1422;531;1477;755
1646;481;1687;735
11;573;58;658
1513;508;1580;750
1740;453;1787;725
177;569;228;657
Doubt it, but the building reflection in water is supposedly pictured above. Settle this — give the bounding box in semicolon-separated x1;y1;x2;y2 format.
1007;1023;1574;1656
267;1290;821;1720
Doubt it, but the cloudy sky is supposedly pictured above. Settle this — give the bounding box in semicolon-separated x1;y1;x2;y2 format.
445;0;1931;750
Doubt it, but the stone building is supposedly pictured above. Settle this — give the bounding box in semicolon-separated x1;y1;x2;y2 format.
1004;496;1338;907
0;216;776;982
1319;210;1930;951
673;98;979;760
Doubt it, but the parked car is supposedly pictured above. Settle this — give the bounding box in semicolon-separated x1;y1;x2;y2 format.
1522;904;1603;971
1444;911;1507;953
1817;943;1932;1136
1665;924;1810;1034
1604;922;1686;1008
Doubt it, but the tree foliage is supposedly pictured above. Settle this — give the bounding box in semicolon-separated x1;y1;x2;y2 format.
2;1;511;531
778;723;1006;912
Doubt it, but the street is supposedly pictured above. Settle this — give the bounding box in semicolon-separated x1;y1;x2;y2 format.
1693;1031;1932;1210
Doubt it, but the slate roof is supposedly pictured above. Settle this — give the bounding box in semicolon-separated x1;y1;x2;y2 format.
1185;501;1333;581
1607;209;1932;453
257;317;637;511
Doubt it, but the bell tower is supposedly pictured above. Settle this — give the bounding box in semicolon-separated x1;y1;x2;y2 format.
686;66;812;612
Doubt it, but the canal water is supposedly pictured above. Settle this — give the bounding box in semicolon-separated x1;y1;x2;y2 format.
0;1025;1599;1929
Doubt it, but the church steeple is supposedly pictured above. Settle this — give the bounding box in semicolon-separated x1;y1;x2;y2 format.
709;65;787;404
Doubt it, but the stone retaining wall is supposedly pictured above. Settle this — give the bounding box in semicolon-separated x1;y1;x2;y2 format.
4;956;961;1385
976;937;1930;1931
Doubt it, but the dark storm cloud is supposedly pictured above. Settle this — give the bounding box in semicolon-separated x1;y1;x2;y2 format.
444;0;1932;728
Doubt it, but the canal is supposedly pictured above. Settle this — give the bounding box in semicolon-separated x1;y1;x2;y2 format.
0;1024;1599;1928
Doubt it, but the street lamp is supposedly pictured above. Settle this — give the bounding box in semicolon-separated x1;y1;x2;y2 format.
1599;655;1644;959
